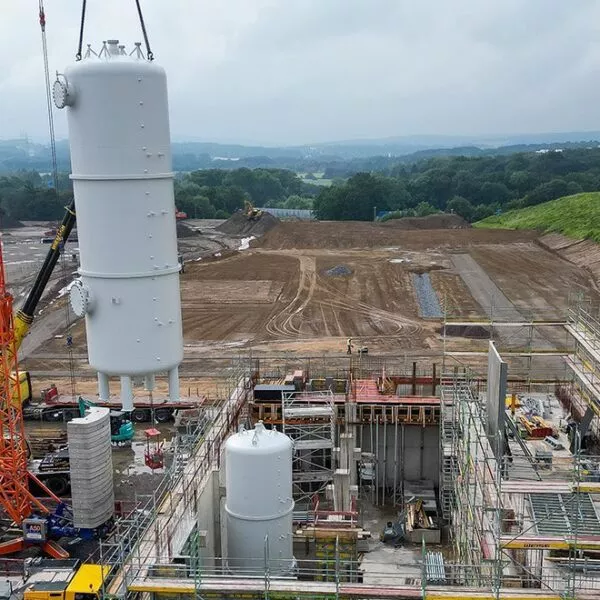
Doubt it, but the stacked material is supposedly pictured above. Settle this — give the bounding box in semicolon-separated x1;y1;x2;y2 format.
405;499;434;531
424;552;446;584
67;406;114;529
28;428;67;458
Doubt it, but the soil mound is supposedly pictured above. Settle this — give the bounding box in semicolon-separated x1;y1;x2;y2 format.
217;211;279;236
177;221;198;238
0;214;24;229
257;222;535;251
383;213;470;230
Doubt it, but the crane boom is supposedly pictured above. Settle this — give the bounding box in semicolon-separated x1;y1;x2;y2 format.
0;240;66;558
13;201;76;351
12;1;78;353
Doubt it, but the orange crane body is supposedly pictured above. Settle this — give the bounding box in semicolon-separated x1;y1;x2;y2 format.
0;242;65;557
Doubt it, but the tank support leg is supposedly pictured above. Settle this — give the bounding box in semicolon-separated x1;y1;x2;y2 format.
120;375;134;412
98;372;110;401
145;373;155;391
168;368;180;402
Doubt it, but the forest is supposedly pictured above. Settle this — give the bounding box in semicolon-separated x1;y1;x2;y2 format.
1;147;600;223
314;148;600;221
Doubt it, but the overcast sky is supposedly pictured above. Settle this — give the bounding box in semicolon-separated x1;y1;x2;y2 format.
3;0;600;146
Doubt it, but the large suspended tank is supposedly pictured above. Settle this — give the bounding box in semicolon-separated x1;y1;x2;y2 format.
225;422;295;574
54;40;182;408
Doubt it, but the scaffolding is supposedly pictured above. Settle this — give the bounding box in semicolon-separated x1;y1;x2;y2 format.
441;294;573;389
100;360;253;599
282;390;335;503
89;350;600;599
565;299;600;440
440;368;600;598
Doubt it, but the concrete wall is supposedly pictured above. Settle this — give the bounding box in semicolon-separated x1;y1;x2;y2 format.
190;468;220;567
360;424;439;488
487;341;507;459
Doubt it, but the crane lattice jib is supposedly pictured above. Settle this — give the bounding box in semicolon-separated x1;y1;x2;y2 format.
0;242;50;525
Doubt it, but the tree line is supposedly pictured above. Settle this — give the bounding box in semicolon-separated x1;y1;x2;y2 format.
0;168;317;223
315;148;600;221
173;168;317;218
3;147;600;224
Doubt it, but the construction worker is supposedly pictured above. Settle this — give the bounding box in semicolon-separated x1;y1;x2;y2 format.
347;338;353;354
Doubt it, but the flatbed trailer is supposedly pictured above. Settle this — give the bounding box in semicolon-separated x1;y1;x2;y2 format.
23;394;205;423
29;450;72;497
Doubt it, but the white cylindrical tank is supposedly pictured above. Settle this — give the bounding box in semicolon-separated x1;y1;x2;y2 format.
56;41;183;390
225;422;295;574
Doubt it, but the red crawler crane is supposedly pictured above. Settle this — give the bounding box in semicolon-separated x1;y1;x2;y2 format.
0;242;66;558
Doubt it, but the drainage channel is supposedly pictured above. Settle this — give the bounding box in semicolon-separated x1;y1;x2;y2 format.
412;272;442;318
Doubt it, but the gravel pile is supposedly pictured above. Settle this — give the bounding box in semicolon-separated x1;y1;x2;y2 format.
217;211;280;236
176;221;198;238
412;272;442;318
325;265;353;277
0;214;24;229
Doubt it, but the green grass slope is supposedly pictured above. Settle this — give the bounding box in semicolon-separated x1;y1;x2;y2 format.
474;192;600;242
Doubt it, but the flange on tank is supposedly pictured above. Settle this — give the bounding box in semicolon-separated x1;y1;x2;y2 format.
224;422;296;574
55;40;183;409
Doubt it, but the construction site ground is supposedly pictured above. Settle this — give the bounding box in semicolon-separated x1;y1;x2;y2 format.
20;220;597;374
9;216;600;562
14;217;595;491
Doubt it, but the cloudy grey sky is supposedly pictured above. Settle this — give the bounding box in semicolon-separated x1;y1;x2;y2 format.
2;0;600;145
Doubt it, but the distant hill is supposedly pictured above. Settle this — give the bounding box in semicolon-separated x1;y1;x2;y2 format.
2;131;600;173
474;192;600;242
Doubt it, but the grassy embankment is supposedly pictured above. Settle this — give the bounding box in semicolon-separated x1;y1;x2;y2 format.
474;192;600;242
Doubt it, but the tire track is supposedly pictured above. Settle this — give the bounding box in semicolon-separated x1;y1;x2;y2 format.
265;254;423;340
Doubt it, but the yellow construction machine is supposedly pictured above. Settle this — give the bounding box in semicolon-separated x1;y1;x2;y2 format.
244;200;263;221
23;559;109;600
11;201;76;406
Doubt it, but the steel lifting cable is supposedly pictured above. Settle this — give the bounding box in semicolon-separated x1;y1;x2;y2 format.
39;1;77;399
135;0;154;60
38;0;59;198
75;0;87;60
76;0;153;60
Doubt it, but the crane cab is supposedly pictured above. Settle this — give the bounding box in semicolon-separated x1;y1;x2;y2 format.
23;561;109;600
11;370;32;407
63;564;109;600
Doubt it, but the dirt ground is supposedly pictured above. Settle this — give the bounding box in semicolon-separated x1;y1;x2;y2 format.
173;227;594;357
21;221;600;371
12;217;600;520
254;221;538;250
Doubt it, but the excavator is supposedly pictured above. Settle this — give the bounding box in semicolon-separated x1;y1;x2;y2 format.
78;397;134;446
244;199;263;221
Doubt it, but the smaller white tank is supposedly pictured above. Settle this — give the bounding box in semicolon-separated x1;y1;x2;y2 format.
225;422;295;574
